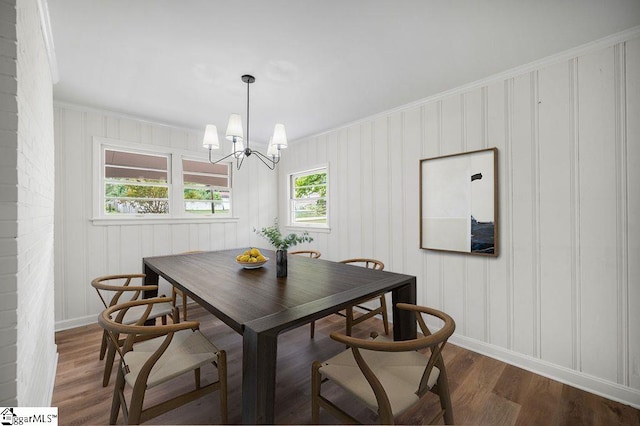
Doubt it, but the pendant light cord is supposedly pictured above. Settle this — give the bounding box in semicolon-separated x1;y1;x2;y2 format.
246;78;250;150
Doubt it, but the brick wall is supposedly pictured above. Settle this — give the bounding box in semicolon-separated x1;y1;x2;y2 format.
0;0;57;406
0;0;19;407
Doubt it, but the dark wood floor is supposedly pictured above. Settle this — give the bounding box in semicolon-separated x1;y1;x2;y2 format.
52;305;640;425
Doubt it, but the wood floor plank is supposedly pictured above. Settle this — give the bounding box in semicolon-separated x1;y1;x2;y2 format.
477;393;521;425
493;364;533;404
450;355;506;425
52;305;640;425
516;371;564;425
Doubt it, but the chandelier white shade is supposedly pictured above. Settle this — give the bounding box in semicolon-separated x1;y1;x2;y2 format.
202;124;220;149
203;75;287;170
225;113;244;141
271;123;288;149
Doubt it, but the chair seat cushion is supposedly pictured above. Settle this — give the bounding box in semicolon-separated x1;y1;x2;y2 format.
121;301;174;325
124;329;219;388
319;336;440;416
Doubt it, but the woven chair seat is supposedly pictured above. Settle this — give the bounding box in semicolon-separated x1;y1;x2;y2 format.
125;328;220;388
319;336;439;416
121;301;174;325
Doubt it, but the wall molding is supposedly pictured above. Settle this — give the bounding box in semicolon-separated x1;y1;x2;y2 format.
53;101;202;134
450;333;640;409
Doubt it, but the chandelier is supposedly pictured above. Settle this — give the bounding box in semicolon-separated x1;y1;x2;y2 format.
202;74;288;170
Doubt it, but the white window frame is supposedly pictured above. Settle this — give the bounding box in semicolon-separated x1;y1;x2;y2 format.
288;164;329;229
181;156;233;217
92;137;236;224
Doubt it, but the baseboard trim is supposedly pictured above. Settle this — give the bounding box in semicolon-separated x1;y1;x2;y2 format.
55;314;97;332
449;334;640;409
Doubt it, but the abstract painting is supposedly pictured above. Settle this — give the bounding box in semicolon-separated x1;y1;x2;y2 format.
420;148;498;256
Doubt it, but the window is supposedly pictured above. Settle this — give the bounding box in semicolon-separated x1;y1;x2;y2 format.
182;159;231;215
94;138;233;220
103;149;170;215
289;166;328;227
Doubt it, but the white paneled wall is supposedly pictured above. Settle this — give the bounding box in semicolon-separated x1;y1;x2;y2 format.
53;105;278;329
279;34;640;406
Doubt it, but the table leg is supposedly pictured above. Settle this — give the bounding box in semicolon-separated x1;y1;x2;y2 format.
142;261;159;298
142;262;161;326
242;327;278;424
391;277;417;340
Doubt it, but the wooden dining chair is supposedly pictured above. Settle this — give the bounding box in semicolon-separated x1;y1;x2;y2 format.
312;303;456;424
99;297;228;425
289;249;322;259
92;274;178;387
308;258;387;338
340;258;389;337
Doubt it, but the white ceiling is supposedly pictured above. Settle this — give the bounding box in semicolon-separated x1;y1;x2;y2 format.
48;0;640;147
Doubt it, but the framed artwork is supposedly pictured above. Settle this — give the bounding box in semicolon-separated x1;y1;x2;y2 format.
420;147;498;256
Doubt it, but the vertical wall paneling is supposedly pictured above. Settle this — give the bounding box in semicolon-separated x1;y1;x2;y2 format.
401;107;422;300
347;125;362;256
421;102;443;310
532;71;542;359
569;56;582;372
54;104;275;328
388;113;403;273
337;128;350;260
626;36;640;391
578;46;619;383
464;89;487;341
614;42;629;386
53;107;65;321
487;81;509;348
326;132;340;259
278;32;640;406
372;117;390;263
538;60;574;369
510;73;536;357
62;109;88;320
505;78;515;351
440;96;465;333
481;87;490;343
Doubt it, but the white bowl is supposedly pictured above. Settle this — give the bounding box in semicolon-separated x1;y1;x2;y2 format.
236;257;269;269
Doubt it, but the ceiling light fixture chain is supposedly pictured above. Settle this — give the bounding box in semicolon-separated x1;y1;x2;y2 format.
202;74;287;170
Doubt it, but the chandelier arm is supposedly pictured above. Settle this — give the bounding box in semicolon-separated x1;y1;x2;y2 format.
208;147;247;164
208;149;237;165
236;154;246;170
253;150;277;170
254;149;280;165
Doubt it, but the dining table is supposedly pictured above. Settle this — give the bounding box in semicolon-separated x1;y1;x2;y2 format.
142;248;417;424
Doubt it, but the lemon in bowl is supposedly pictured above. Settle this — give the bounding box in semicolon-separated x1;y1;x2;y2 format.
236;248;269;269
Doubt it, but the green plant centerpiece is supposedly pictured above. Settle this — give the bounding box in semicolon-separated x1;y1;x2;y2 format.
254;219;313;277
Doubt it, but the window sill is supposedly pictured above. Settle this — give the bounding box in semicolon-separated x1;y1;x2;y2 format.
91;216;240;226
285;225;331;234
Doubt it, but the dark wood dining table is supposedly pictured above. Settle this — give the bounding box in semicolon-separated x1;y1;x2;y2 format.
142;248;417;424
